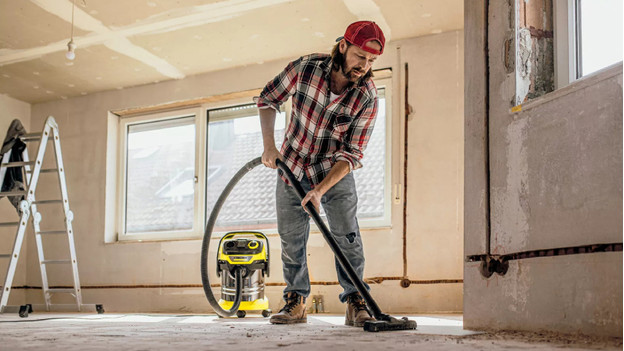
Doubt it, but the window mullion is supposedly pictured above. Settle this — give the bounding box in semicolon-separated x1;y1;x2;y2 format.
195;107;208;237
574;0;582;79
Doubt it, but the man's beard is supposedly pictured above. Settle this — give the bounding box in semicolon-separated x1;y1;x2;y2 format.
341;62;365;83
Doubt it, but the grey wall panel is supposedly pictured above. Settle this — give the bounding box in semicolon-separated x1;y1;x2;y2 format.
491;72;622;254
465;252;623;336
464;0;488;257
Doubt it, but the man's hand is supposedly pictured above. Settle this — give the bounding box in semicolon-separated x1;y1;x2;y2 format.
301;188;323;214
262;146;283;169
299;161;350;214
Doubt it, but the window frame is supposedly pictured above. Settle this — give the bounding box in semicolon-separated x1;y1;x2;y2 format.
117;107;204;242
115;74;393;242
354;77;393;229
554;0;580;89
554;0;622;89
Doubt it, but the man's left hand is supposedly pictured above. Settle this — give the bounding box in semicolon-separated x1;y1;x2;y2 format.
301;189;323;214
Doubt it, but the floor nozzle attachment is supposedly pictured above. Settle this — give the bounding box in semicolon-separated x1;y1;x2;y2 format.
363;316;418;332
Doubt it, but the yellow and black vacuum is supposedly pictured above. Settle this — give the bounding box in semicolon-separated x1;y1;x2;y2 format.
216;231;271;318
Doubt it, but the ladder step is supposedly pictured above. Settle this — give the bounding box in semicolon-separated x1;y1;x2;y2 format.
38;230;67;235
47;288;76;294
0;190;27;196
20;133;43;142
8;304;99;313
0;222;19;227
42;260;71;264
0;161;35;168
0;254;11;258
26;168;60;174
33;199;63;205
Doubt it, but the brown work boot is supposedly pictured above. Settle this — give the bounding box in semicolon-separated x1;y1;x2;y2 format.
269;292;307;324
345;292;374;327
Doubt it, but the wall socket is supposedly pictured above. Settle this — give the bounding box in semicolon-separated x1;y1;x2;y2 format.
393;184;403;204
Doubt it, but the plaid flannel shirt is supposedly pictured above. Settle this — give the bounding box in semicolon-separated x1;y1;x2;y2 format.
255;53;378;186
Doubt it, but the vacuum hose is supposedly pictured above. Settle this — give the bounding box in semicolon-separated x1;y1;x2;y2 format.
201;157;262;317
201;156;379;318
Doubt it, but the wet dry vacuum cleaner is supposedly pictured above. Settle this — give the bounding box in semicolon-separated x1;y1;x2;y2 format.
216;231;271;318
201;157;417;332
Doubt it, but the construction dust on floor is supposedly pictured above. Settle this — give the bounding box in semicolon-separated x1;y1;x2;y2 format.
0;313;621;350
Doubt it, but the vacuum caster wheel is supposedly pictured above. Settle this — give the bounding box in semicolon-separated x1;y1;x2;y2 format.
236;310;246;318
96;304;105;314
18;304;32;318
261;309;271;318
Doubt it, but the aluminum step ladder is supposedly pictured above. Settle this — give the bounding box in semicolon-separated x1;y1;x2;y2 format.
0;116;103;317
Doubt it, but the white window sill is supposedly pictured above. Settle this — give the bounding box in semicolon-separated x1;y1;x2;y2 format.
108;224;394;244
510;62;622;115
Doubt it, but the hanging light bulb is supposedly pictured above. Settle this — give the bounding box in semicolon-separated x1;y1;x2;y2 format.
66;0;76;61
66;40;76;60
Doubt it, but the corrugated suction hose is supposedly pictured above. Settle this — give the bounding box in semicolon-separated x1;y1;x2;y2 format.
201;157;263;317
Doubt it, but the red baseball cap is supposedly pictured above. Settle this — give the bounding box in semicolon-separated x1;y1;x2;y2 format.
336;21;385;55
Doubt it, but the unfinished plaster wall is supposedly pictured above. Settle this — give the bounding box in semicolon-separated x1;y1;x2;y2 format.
25;32;465;314
0;94;31;307
464;0;622;337
516;0;554;104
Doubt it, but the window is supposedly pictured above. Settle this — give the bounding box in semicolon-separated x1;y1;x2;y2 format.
117;75;392;241
118;109;202;241
576;0;623;77
205;104;286;232
352;87;389;225
515;0;622;104
554;0;623;89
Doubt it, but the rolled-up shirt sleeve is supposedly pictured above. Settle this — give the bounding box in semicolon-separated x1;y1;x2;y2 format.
254;57;301;112
333;97;378;171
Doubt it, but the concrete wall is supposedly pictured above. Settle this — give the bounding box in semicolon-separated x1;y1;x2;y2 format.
25;32;464;314
0;94;31;307
464;0;622;337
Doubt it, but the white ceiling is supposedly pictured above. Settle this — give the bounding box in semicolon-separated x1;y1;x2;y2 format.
0;0;463;104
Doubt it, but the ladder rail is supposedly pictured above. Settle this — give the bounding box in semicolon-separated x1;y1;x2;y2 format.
22;143;53;309
25;122;50;203
50;120;83;310
0;149;29;312
0;210;29;312
0;152;10;185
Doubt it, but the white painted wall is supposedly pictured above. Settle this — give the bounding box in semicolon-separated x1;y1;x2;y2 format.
0;94;31;135
0;94;31;307
25;32;464;314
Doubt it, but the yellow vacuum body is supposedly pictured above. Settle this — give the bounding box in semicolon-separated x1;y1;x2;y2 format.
217;231;271;318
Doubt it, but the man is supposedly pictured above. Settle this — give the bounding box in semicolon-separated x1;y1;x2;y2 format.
255;21;385;327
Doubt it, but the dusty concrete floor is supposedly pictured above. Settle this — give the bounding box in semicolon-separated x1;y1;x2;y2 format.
0;313;621;350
